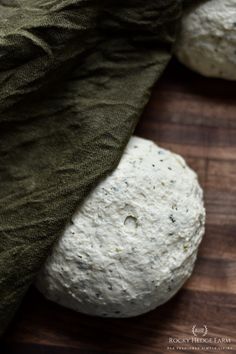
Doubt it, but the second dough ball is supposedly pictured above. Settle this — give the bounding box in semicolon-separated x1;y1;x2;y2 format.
175;0;236;80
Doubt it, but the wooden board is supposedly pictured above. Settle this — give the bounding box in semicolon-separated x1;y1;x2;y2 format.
1;59;236;354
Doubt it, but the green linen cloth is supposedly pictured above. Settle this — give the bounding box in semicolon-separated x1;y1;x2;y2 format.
0;0;182;335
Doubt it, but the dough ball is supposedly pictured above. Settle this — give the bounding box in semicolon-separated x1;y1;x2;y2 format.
175;0;236;80
36;137;205;318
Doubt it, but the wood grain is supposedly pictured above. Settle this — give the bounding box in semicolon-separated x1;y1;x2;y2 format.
1;59;236;354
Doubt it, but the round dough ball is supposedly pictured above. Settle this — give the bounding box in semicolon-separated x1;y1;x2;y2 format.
36;137;205;317
175;0;236;80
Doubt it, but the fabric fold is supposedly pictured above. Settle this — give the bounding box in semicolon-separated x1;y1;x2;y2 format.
0;0;182;335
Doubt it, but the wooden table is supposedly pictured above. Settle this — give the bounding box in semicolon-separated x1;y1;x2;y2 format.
1;59;236;354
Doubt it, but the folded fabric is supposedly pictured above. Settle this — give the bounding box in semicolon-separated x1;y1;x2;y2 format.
0;0;183;335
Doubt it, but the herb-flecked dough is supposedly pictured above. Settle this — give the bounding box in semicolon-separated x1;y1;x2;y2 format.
175;0;236;80
36;137;205;317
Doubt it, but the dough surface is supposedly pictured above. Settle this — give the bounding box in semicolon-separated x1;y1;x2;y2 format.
175;0;236;80
36;137;205;317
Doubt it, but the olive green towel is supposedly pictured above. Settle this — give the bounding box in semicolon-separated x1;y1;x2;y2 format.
0;0;182;335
